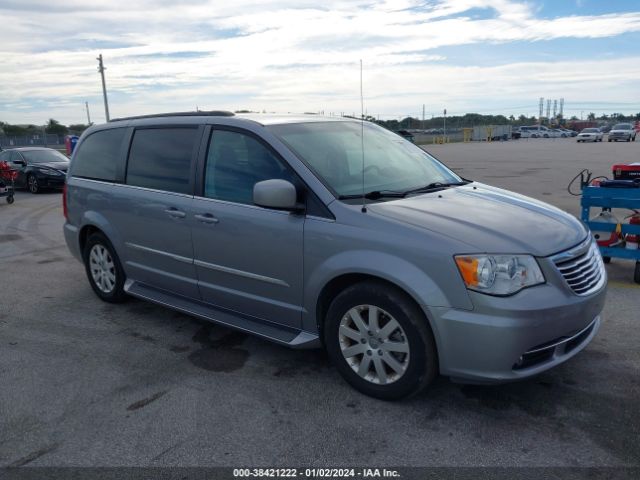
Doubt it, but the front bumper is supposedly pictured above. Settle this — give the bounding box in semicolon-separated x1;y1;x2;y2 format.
609;133;631;141
39;176;65;188
425;273;606;384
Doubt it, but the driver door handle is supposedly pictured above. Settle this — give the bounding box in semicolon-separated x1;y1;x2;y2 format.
194;213;219;224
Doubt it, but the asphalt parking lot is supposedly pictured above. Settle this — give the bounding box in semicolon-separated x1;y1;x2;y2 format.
0;138;638;468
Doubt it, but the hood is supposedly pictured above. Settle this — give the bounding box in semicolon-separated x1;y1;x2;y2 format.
33;161;69;172
367;183;587;257
610;129;632;133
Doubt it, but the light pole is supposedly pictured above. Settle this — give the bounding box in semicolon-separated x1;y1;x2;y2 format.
97;54;110;122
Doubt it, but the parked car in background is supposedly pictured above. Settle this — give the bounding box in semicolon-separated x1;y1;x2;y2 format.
518;126;542;138
559;128;577;137
608;123;636;142
0;147;69;193
535;126;554;138
63;112;605;399
577;128;603;143
551;129;569;138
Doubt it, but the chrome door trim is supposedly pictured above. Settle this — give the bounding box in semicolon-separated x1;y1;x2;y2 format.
193;259;290;287
125;242;193;264
193;194;291;216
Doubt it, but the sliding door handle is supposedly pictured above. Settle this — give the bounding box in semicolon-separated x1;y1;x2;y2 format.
164;208;186;219
194;213;219;224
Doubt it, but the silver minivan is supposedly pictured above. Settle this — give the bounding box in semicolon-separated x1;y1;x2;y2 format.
63;112;606;399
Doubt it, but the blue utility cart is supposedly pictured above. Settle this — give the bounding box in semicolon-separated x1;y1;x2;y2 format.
581;185;640;283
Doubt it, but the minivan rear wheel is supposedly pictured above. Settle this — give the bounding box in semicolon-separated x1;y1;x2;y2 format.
324;281;437;400
83;232;127;303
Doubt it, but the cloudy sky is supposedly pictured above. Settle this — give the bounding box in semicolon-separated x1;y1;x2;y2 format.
1;0;639;125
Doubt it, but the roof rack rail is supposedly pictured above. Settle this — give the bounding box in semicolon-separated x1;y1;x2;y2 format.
109;110;235;122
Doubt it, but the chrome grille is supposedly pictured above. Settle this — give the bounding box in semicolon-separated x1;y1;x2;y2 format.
552;239;606;296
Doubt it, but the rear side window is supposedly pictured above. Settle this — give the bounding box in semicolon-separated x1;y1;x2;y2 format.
72;128;126;181
126;128;198;194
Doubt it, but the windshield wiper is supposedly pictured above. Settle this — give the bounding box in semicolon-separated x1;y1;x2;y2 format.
338;190;406;200
402;180;470;196
338;180;471;201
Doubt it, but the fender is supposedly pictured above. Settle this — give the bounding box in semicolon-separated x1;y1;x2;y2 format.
80;210;125;255
303;249;474;330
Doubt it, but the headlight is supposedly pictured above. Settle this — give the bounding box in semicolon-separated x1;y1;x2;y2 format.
454;254;545;296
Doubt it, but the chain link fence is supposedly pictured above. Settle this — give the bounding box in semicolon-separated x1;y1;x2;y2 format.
0;133;83;149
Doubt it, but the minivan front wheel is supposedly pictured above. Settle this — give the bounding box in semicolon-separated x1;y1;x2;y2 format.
325;282;437;400
83;232;127;303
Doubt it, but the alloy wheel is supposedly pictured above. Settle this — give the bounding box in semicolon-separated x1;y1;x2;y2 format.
338;305;410;385
89;244;116;293
28;176;39;193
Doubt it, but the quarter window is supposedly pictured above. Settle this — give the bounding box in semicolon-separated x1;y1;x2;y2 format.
72;128;126;181
204;130;292;205
126;128;198;194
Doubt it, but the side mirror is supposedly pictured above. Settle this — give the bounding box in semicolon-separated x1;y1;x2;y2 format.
253;179;301;211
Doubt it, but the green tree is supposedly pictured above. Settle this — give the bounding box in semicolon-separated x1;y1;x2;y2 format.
2;123;29;136
68;124;90;133
45;118;68;135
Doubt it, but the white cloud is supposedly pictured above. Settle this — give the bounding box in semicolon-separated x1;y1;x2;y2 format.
1;0;639;123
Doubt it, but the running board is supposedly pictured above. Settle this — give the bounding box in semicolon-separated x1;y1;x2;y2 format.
124;280;320;349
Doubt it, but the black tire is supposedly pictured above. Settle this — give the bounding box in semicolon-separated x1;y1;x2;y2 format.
635;262;640;284
82;232;127;303
324;281;437;400
27;174;39;194
627;137;631;142
608;139;612;142
6;195;14;204
602;256;611;264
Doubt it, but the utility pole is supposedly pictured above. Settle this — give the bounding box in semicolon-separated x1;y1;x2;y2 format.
85;101;92;125
97;54;110;122
443;108;447;136
546;99;551;124
539;97;544;131
422;104;425;131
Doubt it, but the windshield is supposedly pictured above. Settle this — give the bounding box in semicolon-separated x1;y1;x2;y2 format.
21;149;69;164
582;128;599;133
268;121;461;197
613;124;631;130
